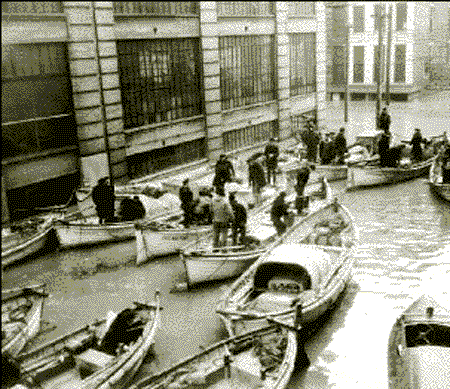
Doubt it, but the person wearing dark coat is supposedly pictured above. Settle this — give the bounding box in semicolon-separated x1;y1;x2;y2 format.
334;128;347;164
410;128;426;162
378;131;391;167
441;144;450;183
248;158;266;205
92;177;115;224
378;107;391;132
295;163;315;215
118;196;146;221
229;192;247;246
213;154;234;194
179;178;194;227
270;192;290;236
301;128;320;163
264;138;280;186
321;134;336;165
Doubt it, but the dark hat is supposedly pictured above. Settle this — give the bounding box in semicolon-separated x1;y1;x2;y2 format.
279;191;286;197
339;127;345;133
229;192;236;202
216;188;225;197
183;178;189;185
99;177;109;184
220;154;226;158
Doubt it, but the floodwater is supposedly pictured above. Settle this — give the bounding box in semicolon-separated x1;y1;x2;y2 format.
2;178;449;388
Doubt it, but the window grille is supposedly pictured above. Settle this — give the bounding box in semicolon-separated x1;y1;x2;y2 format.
394;45;406;83
117;38;202;129
113;2;199;16
289;33;316;96
127;138;206;179
2;2;62;14
332;46;345;86
2;43;77;159
353;46;365;83
353;5;365;33
396;2;407;31
219;35;275;111
291;111;316;132
374;3;385;31
289;2;315;16
373;45;385;83
222;121;276;153
217;2;274;17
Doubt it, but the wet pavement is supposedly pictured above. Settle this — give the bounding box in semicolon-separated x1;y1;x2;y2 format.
2;89;450;388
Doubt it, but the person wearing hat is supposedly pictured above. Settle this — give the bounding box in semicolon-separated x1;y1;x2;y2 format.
179;178;194;228
248;157;266;206
378;107;391;132
270;191;290;236
264;137;280;186
92;177;115;224
410;128;427;162
213;154;234;195
118;195;146;221
295;162;315;215
229;192;247;246
212;188;234;247
334;127;347;164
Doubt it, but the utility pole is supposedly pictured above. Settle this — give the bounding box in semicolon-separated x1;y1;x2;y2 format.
385;5;393;106
376;7;385;128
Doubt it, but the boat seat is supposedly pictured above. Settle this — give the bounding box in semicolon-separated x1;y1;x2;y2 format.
75;348;114;377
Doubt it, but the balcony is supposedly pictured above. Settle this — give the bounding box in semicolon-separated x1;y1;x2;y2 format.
217;2;274;17
113;2;199;18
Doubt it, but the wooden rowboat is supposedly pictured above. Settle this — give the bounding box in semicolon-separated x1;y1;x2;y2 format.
313;164;347;182
387;294;450;389
53;217;138;249
427;157;450;202
217;200;357;337
181;178;332;288
3;292;162;389
2;216;54;269
129;325;297;389
2;284;48;357
346;156;436;190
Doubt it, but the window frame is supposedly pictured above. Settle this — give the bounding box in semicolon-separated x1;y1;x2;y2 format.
394;44;406;83
396;2;407;31
353;46;365;84
353;5;365;33
289;33;317;97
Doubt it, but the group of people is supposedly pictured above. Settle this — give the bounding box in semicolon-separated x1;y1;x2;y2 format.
92;177;146;224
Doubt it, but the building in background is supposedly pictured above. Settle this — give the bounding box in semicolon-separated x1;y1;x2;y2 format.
326;1;433;102
2;2;326;223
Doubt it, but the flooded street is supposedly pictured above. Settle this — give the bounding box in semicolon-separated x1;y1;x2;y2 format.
2;177;449;388
2;90;450;388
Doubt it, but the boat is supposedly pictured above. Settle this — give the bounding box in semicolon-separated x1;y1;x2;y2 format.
428;156;450;202
346;156;436;190
387;294;450;389
53;217;140;249
181;178;332;288
216;199;357;337
313;163;347;182
2;284;48;357
129;325;297;389
135;213;211;265
3;292;162;389
2;216;54;269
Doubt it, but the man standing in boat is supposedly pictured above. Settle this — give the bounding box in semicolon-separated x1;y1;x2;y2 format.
179;179;194;228
212;188;234;247
264;137;280;187
378;107;391;133
270;191;290;236
295;162;315;215
409;128;427;162
334;127;347;164
92;177;115;224
378;130;391;167
229;192;247;246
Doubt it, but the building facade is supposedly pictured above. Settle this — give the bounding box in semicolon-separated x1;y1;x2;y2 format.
326;1;433;102
2;1;326;223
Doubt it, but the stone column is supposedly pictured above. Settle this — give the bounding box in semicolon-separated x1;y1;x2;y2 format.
199;1;223;163
65;1;127;187
275;2;291;141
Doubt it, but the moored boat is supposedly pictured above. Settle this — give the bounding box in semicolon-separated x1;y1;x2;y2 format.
53;217;138;249
129;325;297;389
2;216;54;269
346;156;436;190
2;284;48;358
387;294;450;389
216;200;357;336
313;164;348;182
182;178;332;288
3;292;162;389
428;156;450;202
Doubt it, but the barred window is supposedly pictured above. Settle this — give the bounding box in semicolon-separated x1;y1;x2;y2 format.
222;121;277;153
2;43;77;159
2;2;62;14
353;46;365;83
127;138;206;179
396;2;407;31
373;45;385;83
290;33;316;97
219;35;275;111
394;44;406;83
117;39;202;129
332;45;345;86
113;2;199;16
374;3;385;31
353;5;365;33
291;111;316;131
289;2;315;16
217;2;274;17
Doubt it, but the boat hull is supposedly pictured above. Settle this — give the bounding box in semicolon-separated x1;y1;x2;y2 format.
54;221;135;248
2;219;54;269
314;164;348;182
428;158;450;202
347;157;434;190
135;225;211;265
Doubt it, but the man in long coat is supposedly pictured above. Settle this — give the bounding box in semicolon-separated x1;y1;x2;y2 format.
248;158;266;205
92;177;115;224
264;138;280;186
179;178;194;227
